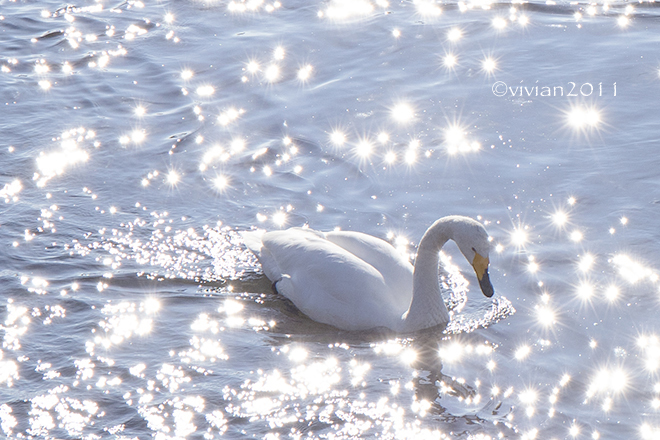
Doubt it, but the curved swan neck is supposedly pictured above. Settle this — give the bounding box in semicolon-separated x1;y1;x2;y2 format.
401;218;455;332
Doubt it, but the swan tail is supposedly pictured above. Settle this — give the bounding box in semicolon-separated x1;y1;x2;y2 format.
241;229;265;254
241;230;286;283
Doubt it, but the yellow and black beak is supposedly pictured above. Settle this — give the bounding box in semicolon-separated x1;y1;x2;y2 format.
472;252;494;298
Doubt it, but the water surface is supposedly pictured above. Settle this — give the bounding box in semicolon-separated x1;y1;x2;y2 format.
1;0;660;438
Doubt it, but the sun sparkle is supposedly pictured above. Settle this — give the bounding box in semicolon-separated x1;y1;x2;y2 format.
443;54;457;68
196;85;215;97
246;60;260;74
355;140;373;157
134;105;147;117
511;228;528;247
265;64;280;82
576;281;594;300
213;175;229;192
166;170;181;185
552;210;568;227
482;57;497;73
570;230;583;242
447;27;462;41
578;254;595;272
535;305;556;327
515;344;531;360
567;106;601;130
391;103;415;123
324;0;375;20
604;285;619;302
377;132;389;143
273;46;285;60
617;15;630;27
588;366;628;397
330;130;346;146
492;17;507;29
272;211;287;227
297;64;313;81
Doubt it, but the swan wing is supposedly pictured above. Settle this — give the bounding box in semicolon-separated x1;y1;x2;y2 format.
325;231;414;310
259;228;406;330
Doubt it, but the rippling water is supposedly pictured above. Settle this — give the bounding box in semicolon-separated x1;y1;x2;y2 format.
1;0;660;438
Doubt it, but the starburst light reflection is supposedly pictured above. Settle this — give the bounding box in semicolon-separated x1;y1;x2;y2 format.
587;367;628;398
570;230;583;242
391;103;415;123
272;211;287;227
604;285;620;302
230;139;246;153
617;15;630;27
166;170;181;186
297;64;313;81
611;254;655;284
551;210;568;227
181;69;194;80
482;57;497;74
492;17;507;29
578;254;595;272
515;344;531;360
535;305;556;327
212;175;229;192
134;105;147;117
447;27;462;41
264;64;280;82
273;46;285;60
196;85;215;97
443;54;457;68
567;106;601;130
443;124;480;154
330;130;346;146
324;0;375;20
355;140;373;158
377;132;389;143
576;281;594;300
415;0;442;17
511;227;528;247
637;334;660;372
527;260;539;273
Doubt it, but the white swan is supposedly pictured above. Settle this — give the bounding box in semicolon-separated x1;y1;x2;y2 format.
241;215;494;332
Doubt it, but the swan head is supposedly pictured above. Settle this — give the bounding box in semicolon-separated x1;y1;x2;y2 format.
450;217;494;298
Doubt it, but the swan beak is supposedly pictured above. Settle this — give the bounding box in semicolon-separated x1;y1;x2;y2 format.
473;252;494;298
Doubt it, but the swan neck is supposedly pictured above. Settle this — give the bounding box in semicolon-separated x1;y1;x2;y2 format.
402;220;452;332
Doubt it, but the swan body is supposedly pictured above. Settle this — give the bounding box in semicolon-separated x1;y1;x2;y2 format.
242;215;494;332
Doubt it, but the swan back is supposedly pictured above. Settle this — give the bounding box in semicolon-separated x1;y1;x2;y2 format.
325;231;413;310
245;228;412;330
